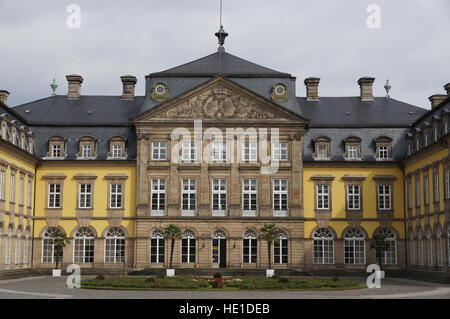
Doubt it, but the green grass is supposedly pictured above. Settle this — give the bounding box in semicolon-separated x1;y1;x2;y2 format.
81;275;366;291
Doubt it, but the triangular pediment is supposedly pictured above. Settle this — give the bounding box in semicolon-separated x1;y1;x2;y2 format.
133;77;308;123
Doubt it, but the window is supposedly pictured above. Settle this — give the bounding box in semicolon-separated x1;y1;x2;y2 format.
273;231;288;264
181;179;196;216
78;137;96;159
314;137;330;160
346;185;360;210
110;184;123;209
152;142;167;160
375;229;397;265
415;178;421;207
434;124;439;142
41;228;63;263
109;137;127;159
0;169;5;200
407;142;411;156
424;130;428;147
150;230;165;263
272;142;288;161
52;144;62;158
313;228;334;264
243;230;257;264
433;171;440;202
316;185;330;210
347;145;358;159
18;176;24;205
151;179;166;216
104;227;125;263
48;184;61;208
82;144;92;158
377;185;391;210
424;175;430;205
407;182;412;209
9;173;15;203
27;178;32;208
212;230;226;264
317;145;329;160
445;169;450;200
427;229;433;266
242;179;257;216
181;230;196;263
345;137;361;160
212;142;227;162
212;179;227;216
14;230;20;264
416;135;421;151
418;230;424;265
409;232;415;266
4;227;11;265
112;144;123;158
242;142;257;162
23;231;29;264
78;184;92;209
182;141;197;162
273;179;288;217
73;228;94;263
444;118;448;135
437;228;443;267
378;146;389;159
344;229;365;264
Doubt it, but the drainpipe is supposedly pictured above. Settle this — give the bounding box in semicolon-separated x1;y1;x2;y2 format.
401;162;408;271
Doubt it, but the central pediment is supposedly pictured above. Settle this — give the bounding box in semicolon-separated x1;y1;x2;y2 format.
133;77;308;123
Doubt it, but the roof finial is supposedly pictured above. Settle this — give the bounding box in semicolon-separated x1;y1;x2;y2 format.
50;78;58;96
384;79;391;99
215;0;228;52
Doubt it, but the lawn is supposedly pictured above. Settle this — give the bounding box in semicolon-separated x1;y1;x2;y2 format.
80;275;366;291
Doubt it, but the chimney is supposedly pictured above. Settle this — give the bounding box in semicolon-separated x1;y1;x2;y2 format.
358;77;375;101
0;90;10;105
444;83;450;96
304;77;320;101
66;75;84;99
429;94;447;109
120;75;137;100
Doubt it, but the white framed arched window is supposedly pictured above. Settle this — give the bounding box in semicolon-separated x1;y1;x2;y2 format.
418;230;424;265
14;229;21;264
150;230;165;264
313;228;334;264
104;227;125;263
344;228;365;264
73;228;94;263
409;231;416;266
181;230;196;263
436;227;443;267
273;231;288;264
427;229;433;266
4;226;12;265
243;230;257;264
375;228;397;265
42;228;63;263
23;230;29;265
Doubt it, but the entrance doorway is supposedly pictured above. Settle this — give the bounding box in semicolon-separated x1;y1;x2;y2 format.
212;231;227;268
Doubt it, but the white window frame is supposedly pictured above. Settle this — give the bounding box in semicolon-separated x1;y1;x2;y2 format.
82;144;92;158
14;231;20;264
434;171;440;202
150;230;165;264
181;231;196;264
317;145;329;160
9;174;15;203
18;176;24;206
378;145;389;159
78;183;92;209
347;145;359;159
273;232;288;264
151;179;166;216
182;141;197;162
316;184;330;210
445;169;450;200
212;179;227;217
243;231;257;264
415;178;421;207
272;142;288;161
51;144;61;158
377;185;392;210
48;183;61;208
181;179;196;216
0;170;5;200
73;228;95;263
27;179;32;208
152;142;167;160
212;142;227;162
242;142;257;162
112;144;123;158
4;227;11;265
346;185;360;210
273;179;288;217
23;231;28;265
313;228;334;265
109;184;123;209
424;175;430;205
242;179;257;217
344;229;366;265
104;228;125;264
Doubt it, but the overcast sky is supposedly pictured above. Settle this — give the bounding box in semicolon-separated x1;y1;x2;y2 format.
0;0;449;109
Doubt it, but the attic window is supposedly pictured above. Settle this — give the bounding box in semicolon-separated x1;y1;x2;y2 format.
78;137;96;159
344;137;361;160
108;137;127;159
275;85;285;96
375;137;393;160
314;137;331;161
47;136;65;159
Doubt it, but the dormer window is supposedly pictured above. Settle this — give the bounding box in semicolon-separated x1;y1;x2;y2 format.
314;137;331;160
443;117;448;135
423;128;428;147
113;144;122;158
78;136;96;159
433;123;439;142
375;137;393;160
47;136;66;159
344;137;361;160
82;144;92;158
52;144;61;157
108;136;127;159
415;135;421;151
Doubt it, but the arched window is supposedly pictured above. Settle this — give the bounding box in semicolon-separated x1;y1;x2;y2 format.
150;230;165;264
243;230;257;264
274;231;288;264
418;230;424;265
436;227;443;267
313;228;334;264
104;227;125;263
375;229;397;265
409;231;415;266
73;228;94;263
344;229;365;264
4;226;12;265
181;230;196;263
23;231;29;265
42;228;63;263
14;229;21;264
427;229;433;266
212;230;226;264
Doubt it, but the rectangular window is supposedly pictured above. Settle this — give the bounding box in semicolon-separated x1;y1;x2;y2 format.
445;169;450;200
52;144;61;158
377;185;392;210
407;182;412;209
181;179;196;216
347;146;358;159
78;184;92;209
434;126;439;142
9;174;15;203
182;141;197;162
112;144;123;158
110;184;123;209
415;178;421;207
347;185;360;210
152;142;167;160
378;146;389;159
212;179;227;216
424;175;430;205
27;179;32;208
212;142;227;162
317;145;329;160
434;171;440;202
151;179;166;216
48;184;61;208
18;177;24;205
82;144;91;158
272;142;288;161
273;179;288;217
242;179;257;216
242;142;257;162
181;238;196;263
0;170;5;200
316;184;330;210
243;238;257;263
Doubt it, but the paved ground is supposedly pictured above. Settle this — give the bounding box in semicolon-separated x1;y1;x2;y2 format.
0;276;449;299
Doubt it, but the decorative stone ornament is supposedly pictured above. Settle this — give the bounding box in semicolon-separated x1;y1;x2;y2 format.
151;83;170;102
271;83;289;103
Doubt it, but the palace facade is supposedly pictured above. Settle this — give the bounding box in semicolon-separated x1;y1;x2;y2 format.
0;44;449;273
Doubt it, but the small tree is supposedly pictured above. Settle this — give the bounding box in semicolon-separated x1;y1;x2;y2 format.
164;224;182;269
370;233;389;267
51;230;70;270
260;223;280;269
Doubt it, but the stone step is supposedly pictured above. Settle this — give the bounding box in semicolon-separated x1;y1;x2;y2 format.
386;270;450;284
0;268;42;280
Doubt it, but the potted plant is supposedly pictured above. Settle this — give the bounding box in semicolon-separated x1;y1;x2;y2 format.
163;224;182;277
260;223;280;277
370;233;389;268
51;230;70;277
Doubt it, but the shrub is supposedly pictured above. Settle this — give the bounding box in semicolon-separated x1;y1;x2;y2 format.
331;276;339;282
96;275;105;281
278;277;289;284
210;279;224;288
145;277;155;283
213;273;222;279
272;274;280;280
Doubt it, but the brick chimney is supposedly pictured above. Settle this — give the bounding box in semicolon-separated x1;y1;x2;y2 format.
358;77;375;101
429;94;447;109
444;83;450;96
66;75;84;99
304;77;320;101
0;90;10;105
120;75;137;100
